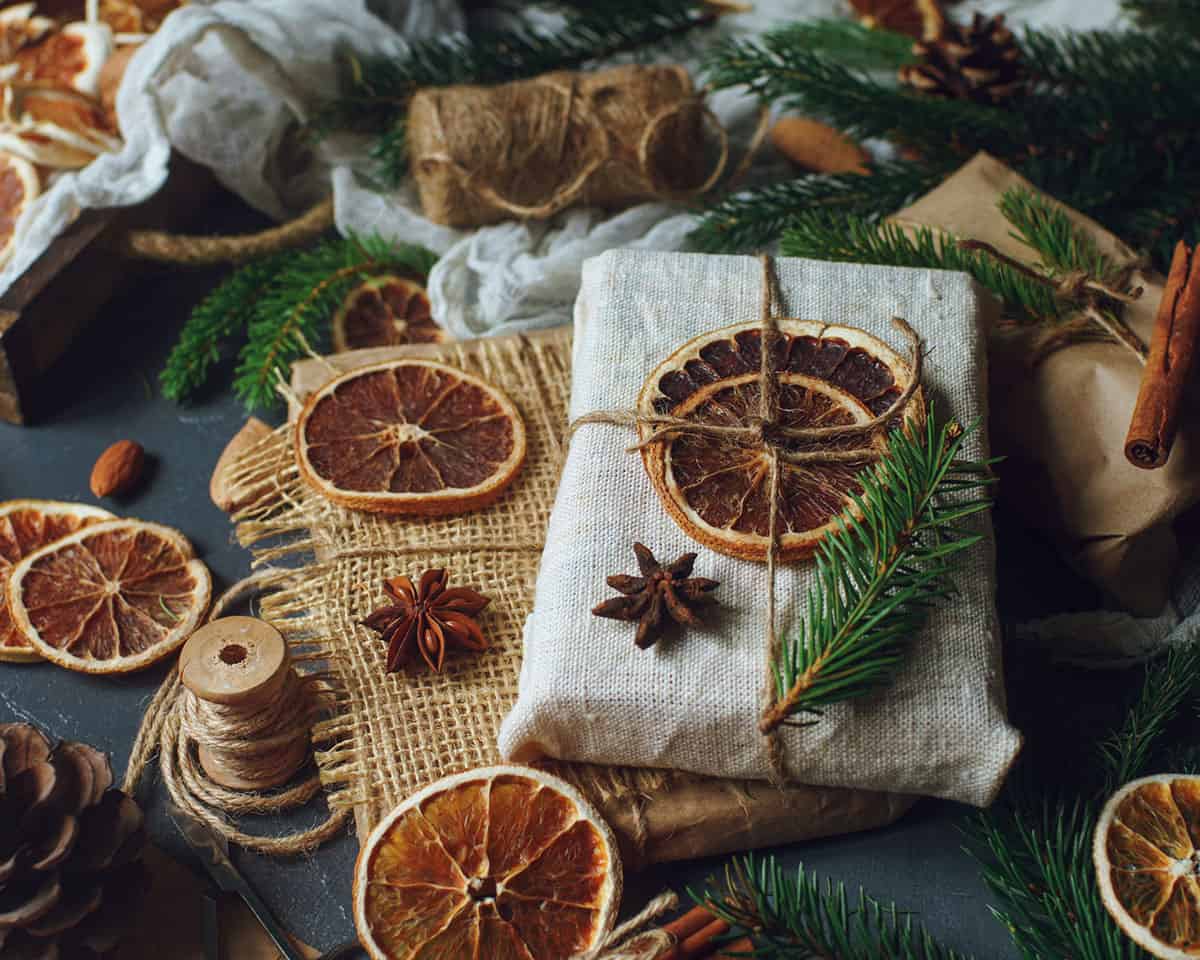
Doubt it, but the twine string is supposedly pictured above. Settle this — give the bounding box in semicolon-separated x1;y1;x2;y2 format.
568;256;923;783
123;571;351;855
572;891;680;960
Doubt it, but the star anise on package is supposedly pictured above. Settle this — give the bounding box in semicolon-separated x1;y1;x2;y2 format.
361;569;491;674
592;543;719;649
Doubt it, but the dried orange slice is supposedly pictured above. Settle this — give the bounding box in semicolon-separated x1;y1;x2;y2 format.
6;519;212;674
332;275;444;353
353;765;621;960
0;500;113;663
11;20;113;98
637;319;922;562
1095;774;1200;959
296;359;527;516
0;150;38;266
0;84;121;169
0;4;54;62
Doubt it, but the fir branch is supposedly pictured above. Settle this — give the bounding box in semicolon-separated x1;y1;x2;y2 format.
761;416;993;731
689;159;943;254
759;19;917;72
317;0;721;184
232;235;438;410
969;643;1200;960
160;249;295;404
690;853;970;959
1121;0;1200;34
780;212;1062;324
998;187;1122;286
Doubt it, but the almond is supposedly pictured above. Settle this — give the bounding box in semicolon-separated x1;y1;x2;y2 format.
770;116;871;176
90;440;144;498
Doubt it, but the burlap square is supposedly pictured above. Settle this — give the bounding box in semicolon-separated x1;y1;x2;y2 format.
226;327;913;864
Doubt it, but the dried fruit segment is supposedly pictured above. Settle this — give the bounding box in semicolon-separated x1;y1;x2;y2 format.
332;276;444;353
0;500;113;663
296;359;526;516
354;766;620;960
10;20;112;98
6;519;211;674
637;319;921;562
0;150;37;266
1095;774;1200;958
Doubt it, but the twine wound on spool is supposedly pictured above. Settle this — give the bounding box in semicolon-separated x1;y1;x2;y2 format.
123;571;350;855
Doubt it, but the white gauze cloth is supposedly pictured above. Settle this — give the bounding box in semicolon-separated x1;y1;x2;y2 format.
498;250;1023;807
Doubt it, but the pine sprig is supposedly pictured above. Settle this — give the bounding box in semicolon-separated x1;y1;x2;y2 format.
780;212;1062;324
162;235;438;410
1122;0;1200;33
968;642;1200;960
317;0;721;184
761;415;994;731
234;235;438;410
690;854;970;959
998;187;1122;286
160;248;295;404
754;19;917;72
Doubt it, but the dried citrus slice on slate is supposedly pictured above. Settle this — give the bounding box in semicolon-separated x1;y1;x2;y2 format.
0;500;113;663
332;275;444;353
7;519;211;674
0;151;38;266
353;765;621;960
1095;774;1200;958
637;319;922;562
296;359;527;516
11;21;113;98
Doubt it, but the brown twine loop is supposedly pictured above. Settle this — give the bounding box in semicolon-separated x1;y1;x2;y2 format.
568;256;924;787
421;72;733;222
120;197;334;266
572;891;680;960
122;570;351;855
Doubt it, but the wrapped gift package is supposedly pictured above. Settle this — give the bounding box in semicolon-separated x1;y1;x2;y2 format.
499;250;1023;806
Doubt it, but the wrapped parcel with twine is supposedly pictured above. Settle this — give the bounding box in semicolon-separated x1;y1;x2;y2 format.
407;64;728;227
498;250;1022;806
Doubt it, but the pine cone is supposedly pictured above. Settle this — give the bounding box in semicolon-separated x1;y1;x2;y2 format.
898;13;1025;106
0;724;146;959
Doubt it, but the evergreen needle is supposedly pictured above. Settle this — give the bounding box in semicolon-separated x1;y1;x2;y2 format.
762;415;994;731
690;853;970;958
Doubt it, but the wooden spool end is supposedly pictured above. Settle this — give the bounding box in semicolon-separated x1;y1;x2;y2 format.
179;617;309;791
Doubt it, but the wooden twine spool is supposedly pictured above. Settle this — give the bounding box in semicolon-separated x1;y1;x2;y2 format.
179;616;311;791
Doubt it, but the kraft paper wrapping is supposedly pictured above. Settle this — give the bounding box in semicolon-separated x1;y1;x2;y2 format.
893;153;1200;615
275;331;915;869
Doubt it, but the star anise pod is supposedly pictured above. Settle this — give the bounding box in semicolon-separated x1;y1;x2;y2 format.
361;569;490;673
592;543;719;649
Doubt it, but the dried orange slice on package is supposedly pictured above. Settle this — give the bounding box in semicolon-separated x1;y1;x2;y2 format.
353;765;621;960
1095;774;1200;958
6;518;211;673
296;359;526;516
0;500;113;663
637;319;922;562
0;151;38;266
10;20;113;98
332;275;445;353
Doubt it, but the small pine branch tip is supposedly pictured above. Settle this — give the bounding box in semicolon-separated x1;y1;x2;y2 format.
761;414;994;733
691;853;970;959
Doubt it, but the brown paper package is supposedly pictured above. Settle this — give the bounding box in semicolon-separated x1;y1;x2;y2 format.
893;153;1200;615
276;333;915;868
407;64;717;227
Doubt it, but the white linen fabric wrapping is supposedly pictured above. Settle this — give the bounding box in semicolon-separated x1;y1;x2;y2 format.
498;250;1023;807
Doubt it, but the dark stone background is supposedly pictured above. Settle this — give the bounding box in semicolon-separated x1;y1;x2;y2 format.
0;193;1146;959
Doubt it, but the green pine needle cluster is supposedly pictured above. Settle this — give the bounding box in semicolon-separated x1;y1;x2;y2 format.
764;415;993;729
1123;0;1200;32
160;235;438;410
969;642;1200;960
691;854;969;959
696;15;1200;268
316;0;721;185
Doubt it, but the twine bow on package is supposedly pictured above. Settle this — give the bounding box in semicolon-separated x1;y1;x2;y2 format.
499;250;1023;807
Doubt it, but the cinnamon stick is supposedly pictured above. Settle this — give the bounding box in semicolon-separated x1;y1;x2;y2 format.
714;936;755;957
1125;240;1200;469
659;907;734;960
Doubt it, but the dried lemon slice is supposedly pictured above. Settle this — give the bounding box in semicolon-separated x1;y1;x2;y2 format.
0;500;114;663
7;519;211;674
1095;774;1200;958
332;276;445;353
295;359;526;516
637;319;922;562
353;765;621;960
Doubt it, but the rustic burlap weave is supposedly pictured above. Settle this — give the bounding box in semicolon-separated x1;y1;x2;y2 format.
224;328;914;858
